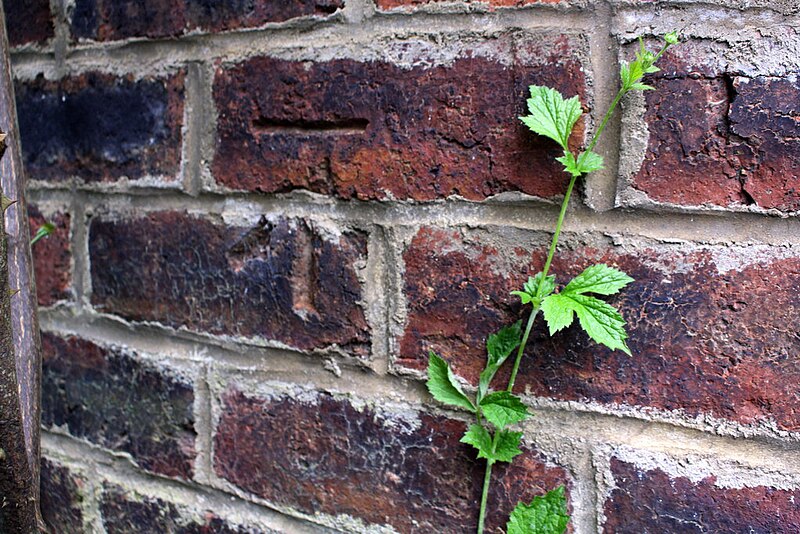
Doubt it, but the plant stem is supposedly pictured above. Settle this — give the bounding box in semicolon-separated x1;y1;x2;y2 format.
477;459;495;534
507;305;540;393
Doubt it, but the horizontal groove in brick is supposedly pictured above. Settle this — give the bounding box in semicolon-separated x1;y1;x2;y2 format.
88;211;371;356
42;332;197;479
213;384;569;532
399;225;800;432
212;31;590;201
70;0;344;42
15;71;185;185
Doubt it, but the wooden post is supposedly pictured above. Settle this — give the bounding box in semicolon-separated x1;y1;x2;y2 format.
0;2;45;532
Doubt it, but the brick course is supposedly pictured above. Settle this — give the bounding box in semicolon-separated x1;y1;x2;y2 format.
214;386;569;532
3;0;54;46
28;205;71;307
40;458;85;533
41;333;197;479
212;33;588;200
16;72;185;185
89;212;370;355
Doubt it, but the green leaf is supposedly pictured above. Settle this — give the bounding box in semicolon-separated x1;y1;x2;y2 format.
665;31;679;45
461;424;493;460
493;430;523;463
507;486;570;534
576;150;604;173
426;352;476;412
1;195;15;213
31;222;56;246
520;86;583;151
480;391;530;429
540;293;631;354
563;264;634;296
479;322;524;401
630;82;654;91
512;273;556;306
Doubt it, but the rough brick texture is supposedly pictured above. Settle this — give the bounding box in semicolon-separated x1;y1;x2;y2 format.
89;211;370;355
212;33;588;200
400;226;800;431
41;333;196;479
624;41;800;213
214;387;569;532
16;72;184;184
3;0;54;46
28;205;71;306
40;458;85;533
377;0;557;7
71;0;344;41
604;458;800;533
101;484;274;534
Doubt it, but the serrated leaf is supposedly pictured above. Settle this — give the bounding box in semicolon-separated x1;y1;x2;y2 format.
493;430;523;463
520;86;583;151
479;322;524;401
426;352;476;412
487;322;523;367
507;486;570;534
631;82;654;91
461;424;493;460
563;264;634;296
576;150;604;174
513;273;556;306
480;391;530;429
540;293;631;354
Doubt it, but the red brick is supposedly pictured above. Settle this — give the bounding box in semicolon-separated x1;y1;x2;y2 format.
604;457;800;533
212;34;588;201
214;387;569;532
16;72;184;184
41;333;197;479
625;42;800;213
89;212;370;355
28;205;71;307
41;458;86;533
377;0;560;8
101;483;271;534
3;0;54;46
400;226;800;431
70;0;344;42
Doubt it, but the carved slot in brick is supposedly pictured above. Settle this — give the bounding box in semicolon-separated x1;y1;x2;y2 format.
250;117;370;136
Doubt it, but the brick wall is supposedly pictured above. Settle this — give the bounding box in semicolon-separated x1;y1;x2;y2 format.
7;0;800;532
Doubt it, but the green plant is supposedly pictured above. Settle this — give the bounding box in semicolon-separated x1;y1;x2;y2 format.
426;33;678;534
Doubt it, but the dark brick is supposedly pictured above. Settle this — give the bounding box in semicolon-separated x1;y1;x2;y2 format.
377;0;560;8
71;0;344;41
16;72;184;184
400;226;800;431
89;212;370;355
28;205;71;306
42;333;196;479
3;0;54;46
604;458;800;533
626;43;800;213
101;483;273;534
214;387;569;533
212;34;588;201
40;458;85;533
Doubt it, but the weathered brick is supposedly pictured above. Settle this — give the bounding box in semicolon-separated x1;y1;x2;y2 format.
101;483;274;534
28;205;71;307
212;33;588;201
16;72;184;184
214;386;569;532
399;226;800;431
376;0;560;8
71;0;344;41
41;458;85;533
604;457;800;533
622;42;800;213
3;0;54;46
42;333;196;479
89;212;370;355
